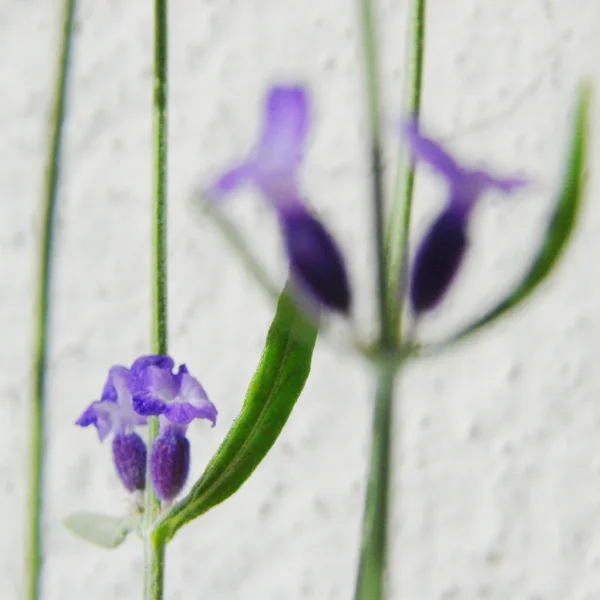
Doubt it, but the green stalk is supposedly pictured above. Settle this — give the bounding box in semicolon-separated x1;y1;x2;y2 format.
144;531;166;600
386;0;427;336
144;0;168;598
354;361;398;600
359;0;390;345
355;1;427;598
355;1;396;599
27;2;76;599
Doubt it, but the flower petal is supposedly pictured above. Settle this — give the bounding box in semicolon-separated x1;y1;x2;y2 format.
208;161;258;200
163;402;202;426
468;169;529;194
132;392;167;416
76;400;113;442
174;373;217;426
403;119;460;179
257;86;309;173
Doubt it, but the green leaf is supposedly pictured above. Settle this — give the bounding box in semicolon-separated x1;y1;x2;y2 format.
155;281;318;541
421;85;591;353
65;513;140;549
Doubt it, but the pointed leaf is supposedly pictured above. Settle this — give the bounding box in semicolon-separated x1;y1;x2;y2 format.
65;513;140;549
156;281;318;541
422;85;590;353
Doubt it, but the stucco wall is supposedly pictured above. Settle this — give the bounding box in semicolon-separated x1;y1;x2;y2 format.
3;1;600;598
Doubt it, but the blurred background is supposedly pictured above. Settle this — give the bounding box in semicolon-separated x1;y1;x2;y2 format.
2;0;600;598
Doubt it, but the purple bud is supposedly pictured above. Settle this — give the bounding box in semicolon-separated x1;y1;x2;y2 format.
111;432;147;492
410;208;467;313
280;209;351;314
150;430;190;501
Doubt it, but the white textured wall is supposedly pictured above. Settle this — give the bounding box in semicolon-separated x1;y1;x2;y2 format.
3;1;600;598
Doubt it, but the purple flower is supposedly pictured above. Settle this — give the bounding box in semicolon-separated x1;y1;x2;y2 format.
76;365;148;492
404;119;527;313
130;355;217;501
131;356;217;427
208;85;352;314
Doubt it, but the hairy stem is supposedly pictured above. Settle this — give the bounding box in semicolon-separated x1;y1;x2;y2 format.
144;532;166;600
144;0;169;597
27;2;76;599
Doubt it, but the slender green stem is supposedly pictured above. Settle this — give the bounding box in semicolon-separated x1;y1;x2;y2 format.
386;0;427;336
358;0;390;345
354;361;398;600
144;532;166;600
355;2;427;599
144;0;168;598
27;3;76;600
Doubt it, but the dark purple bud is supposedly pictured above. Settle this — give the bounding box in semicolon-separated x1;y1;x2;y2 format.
150;430;190;501
112;432;147;492
410;208;468;313
280;209;351;314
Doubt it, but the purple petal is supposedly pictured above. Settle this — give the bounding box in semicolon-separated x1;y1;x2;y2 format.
410;207;468;313
280;207;351;314
76;400;113;441
208;161;257;200
403;119;460;179
163;402;203;426
129;356;174;382
257;86;309;171
468;169;529;194
169;372;218;426
132;392;167;416
100;374;118;402
76;404;98;428
144;364;179;401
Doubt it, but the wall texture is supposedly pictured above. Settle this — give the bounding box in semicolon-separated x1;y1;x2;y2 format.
3;0;600;598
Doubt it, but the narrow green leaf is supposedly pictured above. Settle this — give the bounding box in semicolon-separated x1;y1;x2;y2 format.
421;85;590;353
65;513;140;549
155;281;318;541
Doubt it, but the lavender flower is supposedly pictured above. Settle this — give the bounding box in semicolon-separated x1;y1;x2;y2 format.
404;119;527;313
131;356;216;501
76;364;148;492
208;85;351;314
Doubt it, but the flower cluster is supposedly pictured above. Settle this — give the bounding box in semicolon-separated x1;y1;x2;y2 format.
77;356;216;502
208;84;526;319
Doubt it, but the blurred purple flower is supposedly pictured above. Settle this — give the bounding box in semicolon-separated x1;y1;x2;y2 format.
131;355;216;501
207;85;351;314
404;119;527;313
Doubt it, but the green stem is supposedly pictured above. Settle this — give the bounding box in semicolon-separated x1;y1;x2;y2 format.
144;0;168;597
386;0;427;336
27;2;76;600
358;0;390;345
355;2;427;599
144;532;166;600
354;362;398;600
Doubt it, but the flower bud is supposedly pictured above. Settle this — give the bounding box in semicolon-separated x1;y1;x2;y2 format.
150;430;190;501
111;432;147;492
281;209;351;314
410;208;467;313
